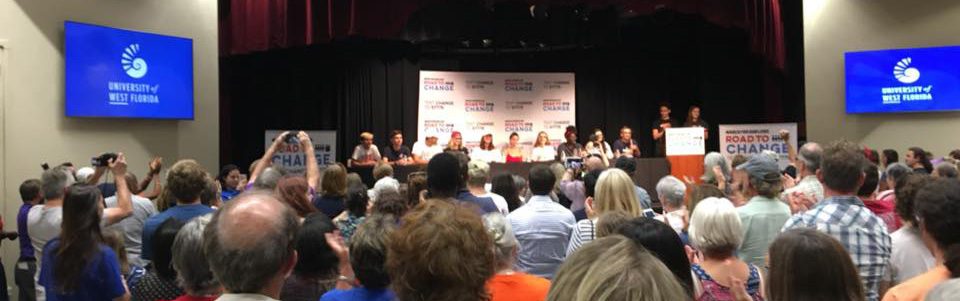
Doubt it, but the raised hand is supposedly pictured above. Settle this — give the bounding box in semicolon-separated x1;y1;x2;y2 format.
109;153;128;176
148;157;163;175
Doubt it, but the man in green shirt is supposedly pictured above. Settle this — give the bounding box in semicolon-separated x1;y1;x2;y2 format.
735;154;792;271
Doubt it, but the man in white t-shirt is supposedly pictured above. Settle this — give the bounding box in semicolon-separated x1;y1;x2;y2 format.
412;133;443;164
349;131;381;167
466;159;509;214
104;172;159;268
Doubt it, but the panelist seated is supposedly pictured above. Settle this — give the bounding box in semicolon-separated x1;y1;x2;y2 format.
443;131;470;156
472;133;502;163
349;132;381;167
584;128;613;166
382;130;413;165
502;132;526;163
530;131;557;162
412;133;443;164
612;126;641;158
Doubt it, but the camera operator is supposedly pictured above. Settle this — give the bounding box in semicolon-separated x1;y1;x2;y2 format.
248;131;321;191
560;155;606;212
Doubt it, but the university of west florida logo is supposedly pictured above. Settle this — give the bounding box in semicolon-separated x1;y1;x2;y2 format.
893;57;919;84
121;44;148;79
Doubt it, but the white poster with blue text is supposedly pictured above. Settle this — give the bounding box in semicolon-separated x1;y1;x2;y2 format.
417;71;576;148
719;123;797;170
265;130;337;174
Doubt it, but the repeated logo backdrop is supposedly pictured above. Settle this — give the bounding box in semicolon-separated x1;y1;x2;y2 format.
418;71;576;148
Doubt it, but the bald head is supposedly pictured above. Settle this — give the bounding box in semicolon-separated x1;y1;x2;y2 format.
585;156;605;172
204;192;299;295
798;142;823;174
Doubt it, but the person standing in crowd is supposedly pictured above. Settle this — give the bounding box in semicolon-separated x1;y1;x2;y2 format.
613;156;652;209
556;126;583;161
216;164;242;202
350;132;381;167
503;132;526;163
132;218;186;300
387;201;495;301
888;173;935;286
688;197;765;300
381;130;413;165
471;133;501;163
882;149;899;169
205;192;301;301
141;160;215;261
321;216;396;301
652;103;679;157
780;142;824;205
104;172;159;269
281;213;346;301
560;156;605;215
16;179;42;301
443;131;470;156
508;165;576;279
483;213;551;301
761;229;865;301
412;132;443;164
615;217;695;296
905;147;933;174
427;152;499;214
883;179;960;300
567;169;641;255
735;155;791;271
932;162;958;178
782;140;891;301
276;175;318;219
876;163;911;230
684;105;709;140
860;164;898;233
467;160;509;215
584;128;613;165
654;176;688;233
169;215;220;301
530;131;557;162
314;163;348;219
249;131;320;191
612;126;641;158
701;152;731;190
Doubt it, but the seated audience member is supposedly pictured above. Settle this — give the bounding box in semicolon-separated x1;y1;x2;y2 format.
483;214;551;301
860;164;898;233
888;173;935;286
549;163;573;208
321;216;396;301
688;197;764;300
883;179;960;300
615;217;695;296
780;142;825;204
411;132;443;164
548;235;688;301
905;147;933;174
467;160;509;214
428;152;499;214
141;160;215;261
346;173;367;192
567;169;642;255
350;132;382;167
611;126;640;158
16;179;42;301
371;190;409;219
277;175;318;218
132;218;186;301
336;189;369;243
281;213;344;301
593;211;633;238
508;165;576;279
556;126;584;161
206;192;303;301
249;131;320;192
701;152;732;190
443;131;470;155
387;201;495;301
404;172;427;208
471;134;501;163
613;156;653;209
782;140;892;301
932;162;958;178
491;173;523;212
313;164;348;219
513;175;529;204
381;130;413;165
761;229;865;301
655;176;688;233
105;172;159;268
217;164;242;201
38;184;131;301
572;169;604;221
530;131;557;162
735;154;791;270
170;215;220;301
584;128;613;166
369;162;400;201
560;156;606;213
503;132;526;163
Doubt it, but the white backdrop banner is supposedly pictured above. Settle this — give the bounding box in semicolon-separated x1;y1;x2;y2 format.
417;71;576;148
718;123;798;169
264;130;337;174
665;127;706;156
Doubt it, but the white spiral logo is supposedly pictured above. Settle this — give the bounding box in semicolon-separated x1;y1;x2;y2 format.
121;44;148;79
893;57;919;84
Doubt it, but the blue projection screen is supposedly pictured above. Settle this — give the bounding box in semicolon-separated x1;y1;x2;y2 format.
65;21;194;119
845;45;960;114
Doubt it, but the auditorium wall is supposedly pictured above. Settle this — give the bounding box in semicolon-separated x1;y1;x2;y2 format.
0;0;218;294
803;0;960;156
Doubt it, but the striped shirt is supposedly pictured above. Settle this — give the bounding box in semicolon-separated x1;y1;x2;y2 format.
566;219;596;256
508;195;576;279
782;195;892;301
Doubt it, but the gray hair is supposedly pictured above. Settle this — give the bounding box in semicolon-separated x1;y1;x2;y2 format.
173;214;218;295
701;152;731;184
253;167;285;190
466;160;490;187
926;278;960;301
934;162;959;179
482;213;519;269
885;162;912;184
688;197;743;256
204;192;299;294
655;176;686;208
798;142;823;173
41;166;75;200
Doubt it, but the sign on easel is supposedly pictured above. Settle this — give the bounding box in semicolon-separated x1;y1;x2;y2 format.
665;127;706;156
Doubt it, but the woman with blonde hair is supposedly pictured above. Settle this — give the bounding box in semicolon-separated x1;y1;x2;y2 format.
530;131;557;162
548;235;689;301
566;169;641;255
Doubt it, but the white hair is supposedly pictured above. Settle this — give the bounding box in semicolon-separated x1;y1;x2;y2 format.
688;197;742;255
655;176;686;208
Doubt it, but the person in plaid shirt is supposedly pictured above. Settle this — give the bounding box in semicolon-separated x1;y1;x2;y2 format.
781;140;892;301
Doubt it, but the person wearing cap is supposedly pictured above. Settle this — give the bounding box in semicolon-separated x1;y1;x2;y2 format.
556;126;584;161
443;131;470;156
471;133;502;163
412;132;444;164
735;154;791;271
350;132;382;167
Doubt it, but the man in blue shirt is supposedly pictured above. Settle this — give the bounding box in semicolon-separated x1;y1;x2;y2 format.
141;160;215;260
428;152;499;214
507;165;576;279
16;179;42;301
